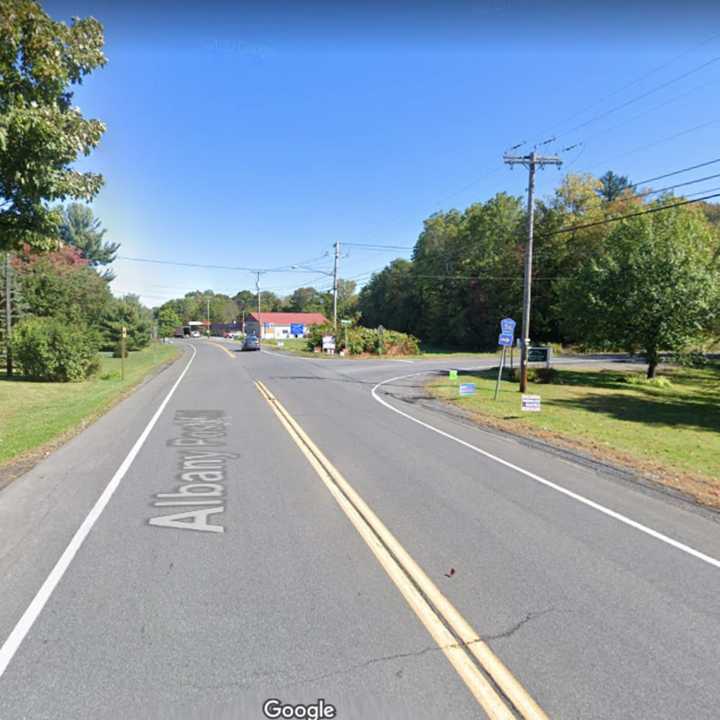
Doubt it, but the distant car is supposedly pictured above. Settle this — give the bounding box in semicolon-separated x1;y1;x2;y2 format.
242;335;260;351
190;330;200;338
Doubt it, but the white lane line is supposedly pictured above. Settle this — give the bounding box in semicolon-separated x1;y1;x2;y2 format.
371;371;720;571
0;344;198;679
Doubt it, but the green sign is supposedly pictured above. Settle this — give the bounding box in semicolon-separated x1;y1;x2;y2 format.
449;369;458;380
527;347;550;364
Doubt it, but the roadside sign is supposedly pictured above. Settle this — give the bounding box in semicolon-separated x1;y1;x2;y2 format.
322;335;335;351
527;347;551;364
521;394;541;412
500;318;516;334
459;383;476;397
449;369;458;380
340;319;352;327
498;332;513;347
290;323;304;336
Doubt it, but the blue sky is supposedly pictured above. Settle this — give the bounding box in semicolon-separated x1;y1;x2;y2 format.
46;1;720;306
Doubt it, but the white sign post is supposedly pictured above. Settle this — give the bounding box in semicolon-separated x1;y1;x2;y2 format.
521;394;541;412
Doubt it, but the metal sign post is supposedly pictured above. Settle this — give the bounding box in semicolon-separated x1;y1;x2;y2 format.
494;319;515;400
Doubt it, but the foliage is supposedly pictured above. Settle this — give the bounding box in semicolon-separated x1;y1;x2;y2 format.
60;203;119;279
14;246;113;326
288;286;325;313
557;204;720;377
597;171;632;202
99;294;152;352
156;304;181;337
0;1;107;252
11;315;100;381
306;321;419;355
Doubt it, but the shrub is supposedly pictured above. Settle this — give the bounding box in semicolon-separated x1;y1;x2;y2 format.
308;322;420;356
623;373;673;388
11;316;100;382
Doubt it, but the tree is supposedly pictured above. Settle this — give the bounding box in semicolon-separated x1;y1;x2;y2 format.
0;1;107;252
233;290;256;314
100;294;152;352
288;286;324;312
60;203;119;279
15;245;113;327
156;304;181;337
597;171;632;203
557;204;720;377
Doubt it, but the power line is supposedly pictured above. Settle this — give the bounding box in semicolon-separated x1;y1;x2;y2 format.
343;242;414;251
632;157;720;189
518;32;720;148
551;55;720;144
587;119;719;173
547;192;720;236
115;255;335;274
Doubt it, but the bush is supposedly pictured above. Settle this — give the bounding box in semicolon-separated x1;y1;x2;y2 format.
11;316;100;382
623;373;673;388
307;323;420;356
510;367;559;384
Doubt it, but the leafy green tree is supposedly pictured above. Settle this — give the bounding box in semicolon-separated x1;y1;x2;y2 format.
597;171;632;202
358;260;415;331
156;304;181;337
16;246;113;327
557;204;720;377
100;294;152;352
60;203;119;279
0;1;106;252
233;290;256;314
289;286;324;312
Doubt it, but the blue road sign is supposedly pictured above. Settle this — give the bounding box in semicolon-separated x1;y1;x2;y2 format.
290;323;305;336
500;317;516;334
498;332;514;347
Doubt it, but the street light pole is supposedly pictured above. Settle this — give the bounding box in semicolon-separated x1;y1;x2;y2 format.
503;150;562;392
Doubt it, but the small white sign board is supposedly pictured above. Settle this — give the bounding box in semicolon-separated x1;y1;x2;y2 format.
521;394;541;412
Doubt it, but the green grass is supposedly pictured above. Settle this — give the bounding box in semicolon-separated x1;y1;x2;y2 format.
0;343;180;466
429;364;720;492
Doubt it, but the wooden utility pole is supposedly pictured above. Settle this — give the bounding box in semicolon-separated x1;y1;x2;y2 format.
332;240;340;330
503;150;562;392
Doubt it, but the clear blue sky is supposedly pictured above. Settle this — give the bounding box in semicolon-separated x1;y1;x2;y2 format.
46;1;720;306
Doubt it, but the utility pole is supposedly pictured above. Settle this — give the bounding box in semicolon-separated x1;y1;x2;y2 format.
206;296;210;336
503;150;562;392
332;240;340;330
255;271;262;337
4;253;12;377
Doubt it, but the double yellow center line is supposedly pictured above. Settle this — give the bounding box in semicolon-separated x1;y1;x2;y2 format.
255;380;548;720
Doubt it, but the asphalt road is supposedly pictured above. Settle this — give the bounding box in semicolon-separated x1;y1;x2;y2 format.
1;340;719;719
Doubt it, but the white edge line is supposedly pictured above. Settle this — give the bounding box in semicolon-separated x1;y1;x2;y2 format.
0;343;198;679
371;371;720;571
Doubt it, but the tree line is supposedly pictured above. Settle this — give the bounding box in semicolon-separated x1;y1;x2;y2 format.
154;280;359;337
357;172;720;376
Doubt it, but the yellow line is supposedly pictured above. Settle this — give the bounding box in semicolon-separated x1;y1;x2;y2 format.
255;380;549;720
206;340;236;359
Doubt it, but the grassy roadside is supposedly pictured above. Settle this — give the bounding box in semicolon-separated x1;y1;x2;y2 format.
427;364;720;508
0;343;181;472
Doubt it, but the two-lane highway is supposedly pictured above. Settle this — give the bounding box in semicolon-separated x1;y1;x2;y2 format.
1;339;719;719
